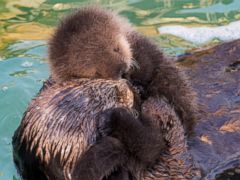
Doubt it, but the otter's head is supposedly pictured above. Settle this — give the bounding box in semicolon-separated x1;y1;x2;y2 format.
48;7;133;82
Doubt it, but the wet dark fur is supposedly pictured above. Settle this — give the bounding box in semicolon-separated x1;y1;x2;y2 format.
13;79;165;180
141;97;201;179
73;108;165;180
96;10;198;179
12;7;166;180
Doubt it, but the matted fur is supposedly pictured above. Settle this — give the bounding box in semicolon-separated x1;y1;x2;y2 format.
13;79;135;179
141;97;201;179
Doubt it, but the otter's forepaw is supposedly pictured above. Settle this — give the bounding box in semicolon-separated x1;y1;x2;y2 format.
98;107;138;139
97;110;114;137
97;108;128;137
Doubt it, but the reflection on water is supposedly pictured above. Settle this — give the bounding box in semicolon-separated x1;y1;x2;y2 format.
0;0;239;179
179;0;240;13
159;21;240;44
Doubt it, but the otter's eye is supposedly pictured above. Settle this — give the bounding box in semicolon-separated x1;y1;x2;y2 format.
113;47;120;53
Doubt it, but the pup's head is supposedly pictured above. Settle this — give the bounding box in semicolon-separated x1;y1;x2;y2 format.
49;6;133;82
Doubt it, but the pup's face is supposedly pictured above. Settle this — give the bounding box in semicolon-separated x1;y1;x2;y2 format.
48;7;133;81
97;34;132;79
68;33;132;80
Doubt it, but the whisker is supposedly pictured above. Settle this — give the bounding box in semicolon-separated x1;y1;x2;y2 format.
130;58;140;70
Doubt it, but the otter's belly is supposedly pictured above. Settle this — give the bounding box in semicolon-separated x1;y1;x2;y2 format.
12;78;134;180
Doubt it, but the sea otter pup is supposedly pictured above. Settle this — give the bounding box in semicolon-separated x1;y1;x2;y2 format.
12;7;165;180
48;4;197;137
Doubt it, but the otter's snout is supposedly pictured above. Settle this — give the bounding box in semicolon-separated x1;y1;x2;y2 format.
113;62;128;79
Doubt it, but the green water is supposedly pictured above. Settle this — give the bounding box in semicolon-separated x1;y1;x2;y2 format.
0;0;239;179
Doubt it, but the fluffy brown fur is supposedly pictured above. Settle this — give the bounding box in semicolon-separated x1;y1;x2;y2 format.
12;7;165;180
48;6;133;81
49;5;197;132
13;5;198;180
126;31;197;135
49;5;197;134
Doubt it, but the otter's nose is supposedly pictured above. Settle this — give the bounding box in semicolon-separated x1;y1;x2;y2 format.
120;69;128;79
115;63;127;79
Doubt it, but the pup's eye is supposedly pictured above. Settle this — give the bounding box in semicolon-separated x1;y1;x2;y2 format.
113;47;120;52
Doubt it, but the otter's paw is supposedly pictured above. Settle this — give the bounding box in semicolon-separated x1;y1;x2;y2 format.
98;107;139;139
97;107;130;137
